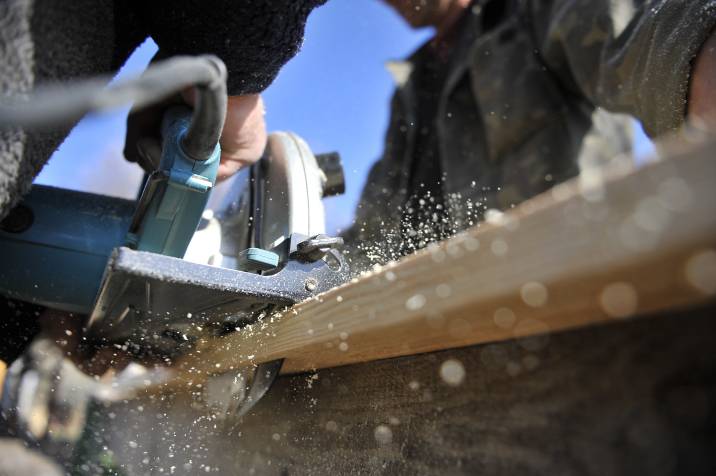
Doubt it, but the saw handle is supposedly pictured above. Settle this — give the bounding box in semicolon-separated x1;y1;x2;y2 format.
126;106;221;258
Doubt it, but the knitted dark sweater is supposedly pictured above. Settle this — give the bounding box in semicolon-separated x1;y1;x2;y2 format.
0;0;325;218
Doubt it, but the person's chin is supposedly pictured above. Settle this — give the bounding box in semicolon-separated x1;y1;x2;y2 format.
406;15;434;28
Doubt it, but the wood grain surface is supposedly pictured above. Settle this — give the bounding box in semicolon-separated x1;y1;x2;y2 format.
176;137;716;379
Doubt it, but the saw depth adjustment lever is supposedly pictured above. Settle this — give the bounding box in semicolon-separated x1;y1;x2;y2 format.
292;234;345;262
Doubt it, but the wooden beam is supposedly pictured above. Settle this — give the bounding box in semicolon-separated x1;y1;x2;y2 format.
177;138;716;378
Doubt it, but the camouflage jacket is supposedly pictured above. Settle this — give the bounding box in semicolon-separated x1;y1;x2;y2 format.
343;0;716;268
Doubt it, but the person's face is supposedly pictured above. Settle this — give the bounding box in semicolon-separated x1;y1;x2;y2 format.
383;0;453;28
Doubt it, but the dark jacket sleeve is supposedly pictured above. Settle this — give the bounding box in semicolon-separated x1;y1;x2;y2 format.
526;0;716;137
136;0;326;95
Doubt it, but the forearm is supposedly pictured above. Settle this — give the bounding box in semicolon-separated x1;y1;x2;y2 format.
689;30;716;124
142;0;326;95
533;0;716;137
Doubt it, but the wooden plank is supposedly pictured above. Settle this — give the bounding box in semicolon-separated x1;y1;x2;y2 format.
177;138;716;378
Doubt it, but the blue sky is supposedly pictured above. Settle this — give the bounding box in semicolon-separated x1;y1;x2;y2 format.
36;0;654;234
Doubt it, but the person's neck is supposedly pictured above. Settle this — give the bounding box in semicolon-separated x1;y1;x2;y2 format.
434;0;472;40
430;0;472;60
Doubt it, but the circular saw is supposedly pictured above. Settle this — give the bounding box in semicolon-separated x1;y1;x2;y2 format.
85;131;349;355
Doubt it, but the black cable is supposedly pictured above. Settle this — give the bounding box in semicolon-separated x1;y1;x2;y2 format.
0;55;227;162
181;56;227;161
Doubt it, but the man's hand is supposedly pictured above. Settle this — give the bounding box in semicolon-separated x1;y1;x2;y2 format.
689;31;716;127
125;93;267;181
217;95;267;180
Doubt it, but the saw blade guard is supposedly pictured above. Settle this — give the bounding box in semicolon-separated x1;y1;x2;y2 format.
193;131;335;269
256;132;328;256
